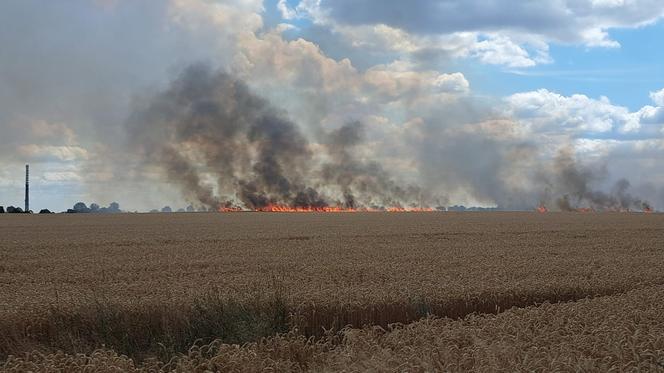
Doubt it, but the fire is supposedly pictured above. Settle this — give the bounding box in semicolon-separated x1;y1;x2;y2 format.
218;206;243;212
217;204;436;213
536;205;548;213
257;205;434;212
643;206;653;213
256;204;357;212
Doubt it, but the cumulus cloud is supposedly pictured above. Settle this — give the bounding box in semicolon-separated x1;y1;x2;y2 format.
300;0;664;43
505;89;634;134
277;0;297;19
506;88;664;137
470;35;538;68
650;88;664;106
288;0;664;66
633;89;664;128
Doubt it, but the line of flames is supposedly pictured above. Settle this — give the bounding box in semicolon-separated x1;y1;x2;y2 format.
222;204;654;213
218;205;435;213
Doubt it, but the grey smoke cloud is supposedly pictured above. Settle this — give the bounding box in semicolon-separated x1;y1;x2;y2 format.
542;149;652;212
126;63;656;212
126;65;430;210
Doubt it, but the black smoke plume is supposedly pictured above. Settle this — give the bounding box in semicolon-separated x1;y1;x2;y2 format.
543;150;651;212
124;65;654;213
128;65;428;211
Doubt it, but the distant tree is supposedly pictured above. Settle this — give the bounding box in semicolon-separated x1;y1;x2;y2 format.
39;209;52;214
161;206;172;213
108;202;120;213
7;206;23;213
89;203;100;212
149;209;159;213
0;206;4;214
177;208;185;213
73;202;90;213
186;205;195;212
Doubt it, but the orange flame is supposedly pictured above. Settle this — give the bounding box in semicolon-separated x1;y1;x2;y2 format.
218;206;243;212
217;204;436;213
536;205;548;213
256;204;357;212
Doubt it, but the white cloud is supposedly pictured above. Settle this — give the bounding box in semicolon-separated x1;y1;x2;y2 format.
579;27;621;48
470;36;538;68
327;24;552;68
364;62;469;99
506;88;664;136
290;0;664;67
277;0;297;20
650;88;664;106
229;26;471;131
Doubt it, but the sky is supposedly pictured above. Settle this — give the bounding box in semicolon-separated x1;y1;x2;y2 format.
0;0;663;212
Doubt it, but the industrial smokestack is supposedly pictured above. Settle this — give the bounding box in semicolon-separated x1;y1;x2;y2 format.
25;164;29;213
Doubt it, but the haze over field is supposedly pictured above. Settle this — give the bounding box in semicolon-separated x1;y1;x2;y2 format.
1;1;663;211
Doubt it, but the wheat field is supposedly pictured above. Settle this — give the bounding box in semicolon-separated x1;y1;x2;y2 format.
1;212;663;371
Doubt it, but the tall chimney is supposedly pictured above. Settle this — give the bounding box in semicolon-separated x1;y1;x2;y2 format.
25;164;29;213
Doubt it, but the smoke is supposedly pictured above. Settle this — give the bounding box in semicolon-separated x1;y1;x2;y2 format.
321;122;427;209
123;64;656;212
127;65;429;211
541;149;651;212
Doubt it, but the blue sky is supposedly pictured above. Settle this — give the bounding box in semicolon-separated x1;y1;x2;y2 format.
271;0;664;111
481;23;664;111
1;0;663;212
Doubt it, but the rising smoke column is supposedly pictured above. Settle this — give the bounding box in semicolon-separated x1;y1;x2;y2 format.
126;65;652;212
321;122;428;209
127;65;429;210
542;149;651;211
127;65;316;210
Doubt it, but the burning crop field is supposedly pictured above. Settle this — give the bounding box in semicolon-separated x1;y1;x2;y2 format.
2;211;664;371
3;1;664;372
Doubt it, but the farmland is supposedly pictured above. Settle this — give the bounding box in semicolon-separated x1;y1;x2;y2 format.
1;212;664;371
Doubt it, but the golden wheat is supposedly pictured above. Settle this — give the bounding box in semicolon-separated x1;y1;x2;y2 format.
4;284;664;372
1;212;663;371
